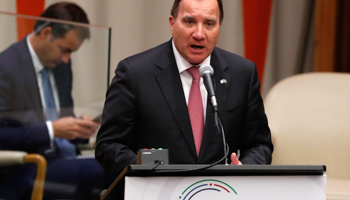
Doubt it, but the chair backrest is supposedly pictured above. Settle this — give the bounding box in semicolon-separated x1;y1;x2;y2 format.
0;151;46;200
264;72;350;179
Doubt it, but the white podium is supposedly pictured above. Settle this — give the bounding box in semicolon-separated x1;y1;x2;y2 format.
101;165;326;200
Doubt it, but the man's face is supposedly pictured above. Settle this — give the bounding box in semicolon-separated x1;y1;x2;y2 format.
38;29;83;68
169;0;221;65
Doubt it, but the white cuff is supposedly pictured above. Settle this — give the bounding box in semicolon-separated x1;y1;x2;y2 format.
46;121;54;148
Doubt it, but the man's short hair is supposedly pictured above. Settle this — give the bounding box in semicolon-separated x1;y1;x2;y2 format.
170;0;224;24
34;2;90;40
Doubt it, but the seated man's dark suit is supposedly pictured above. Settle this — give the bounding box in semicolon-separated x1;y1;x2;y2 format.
0;38;110;200
96;39;274;176
0;37;74;155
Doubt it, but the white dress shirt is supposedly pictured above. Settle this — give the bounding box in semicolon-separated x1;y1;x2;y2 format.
172;40;210;121
26;36;60;145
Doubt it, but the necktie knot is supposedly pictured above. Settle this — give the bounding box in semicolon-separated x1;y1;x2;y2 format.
40;68;48;78
188;66;200;80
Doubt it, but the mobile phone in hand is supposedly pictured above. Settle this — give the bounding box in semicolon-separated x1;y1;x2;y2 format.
93;114;102;122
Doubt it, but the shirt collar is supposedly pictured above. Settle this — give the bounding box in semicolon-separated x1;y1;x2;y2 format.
26;35;44;73
172;39;211;73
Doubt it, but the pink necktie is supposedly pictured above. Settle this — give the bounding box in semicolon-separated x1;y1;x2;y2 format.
187;66;204;156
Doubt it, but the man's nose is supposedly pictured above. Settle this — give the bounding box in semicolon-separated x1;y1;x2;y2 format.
61;53;71;63
192;25;206;40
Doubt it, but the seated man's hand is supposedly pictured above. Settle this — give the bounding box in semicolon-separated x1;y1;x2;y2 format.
52;116;100;140
230;153;242;165
79;114;102;123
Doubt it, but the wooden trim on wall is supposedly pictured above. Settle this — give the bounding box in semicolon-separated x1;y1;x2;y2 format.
335;0;350;72
314;0;338;71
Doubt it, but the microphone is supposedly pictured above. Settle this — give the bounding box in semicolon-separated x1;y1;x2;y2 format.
199;65;229;165
199;65;217;112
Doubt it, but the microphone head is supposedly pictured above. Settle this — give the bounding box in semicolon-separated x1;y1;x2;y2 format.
199;65;214;77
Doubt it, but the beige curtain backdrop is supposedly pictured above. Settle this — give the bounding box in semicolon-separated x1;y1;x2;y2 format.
263;0;315;97
45;0;245;77
0;1;17;50
0;0;312;105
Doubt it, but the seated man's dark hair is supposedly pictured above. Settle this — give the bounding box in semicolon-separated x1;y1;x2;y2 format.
34;2;90;40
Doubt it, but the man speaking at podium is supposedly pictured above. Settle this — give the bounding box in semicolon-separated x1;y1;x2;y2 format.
96;0;273;176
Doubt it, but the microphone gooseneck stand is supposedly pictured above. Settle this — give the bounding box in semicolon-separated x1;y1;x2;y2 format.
214;109;229;165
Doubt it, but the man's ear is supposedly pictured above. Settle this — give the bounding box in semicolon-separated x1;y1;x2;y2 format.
38;26;53;39
169;15;175;35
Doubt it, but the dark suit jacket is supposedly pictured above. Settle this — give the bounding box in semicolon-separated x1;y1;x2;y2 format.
96;40;273;175
0;37;74;154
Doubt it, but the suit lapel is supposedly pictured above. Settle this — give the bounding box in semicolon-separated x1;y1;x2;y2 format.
198;48;231;161
155;41;198;159
17;38;45;121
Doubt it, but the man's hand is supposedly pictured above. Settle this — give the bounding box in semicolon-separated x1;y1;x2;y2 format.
52;115;100;140
230;153;242;165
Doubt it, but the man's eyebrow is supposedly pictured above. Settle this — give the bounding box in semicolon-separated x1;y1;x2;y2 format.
182;16;195;21
206;18;217;22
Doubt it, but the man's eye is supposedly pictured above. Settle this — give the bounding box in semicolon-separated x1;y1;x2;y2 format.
206;21;215;27
59;47;70;53
186;20;194;25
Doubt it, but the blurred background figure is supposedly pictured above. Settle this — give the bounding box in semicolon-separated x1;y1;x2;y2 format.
0;2;111;200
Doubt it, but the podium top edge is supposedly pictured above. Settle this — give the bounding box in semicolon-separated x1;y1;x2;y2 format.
125;164;326;177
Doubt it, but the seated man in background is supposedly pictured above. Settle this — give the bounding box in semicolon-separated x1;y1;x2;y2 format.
0;2;111;200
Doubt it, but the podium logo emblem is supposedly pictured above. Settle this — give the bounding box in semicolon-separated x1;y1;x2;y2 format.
178;179;237;200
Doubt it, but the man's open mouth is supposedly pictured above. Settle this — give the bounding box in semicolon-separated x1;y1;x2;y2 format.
191;45;204;50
